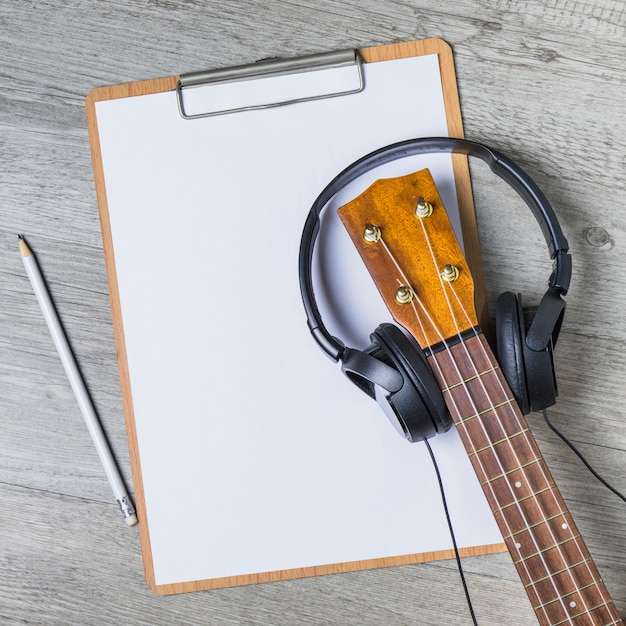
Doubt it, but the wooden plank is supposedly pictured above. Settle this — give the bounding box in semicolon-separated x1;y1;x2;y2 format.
2;0;626;622
0;482;535;625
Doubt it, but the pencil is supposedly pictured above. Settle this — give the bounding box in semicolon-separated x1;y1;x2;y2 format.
19;235;137;526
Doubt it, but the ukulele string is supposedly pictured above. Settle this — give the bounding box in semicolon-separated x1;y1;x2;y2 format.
377;242;479;624
380;223;587;625
377;237;552;623
445;280;614;618
419;213;606;621
425;199;621;621
420;235;589;622
379;235;553;622
409;221;583;623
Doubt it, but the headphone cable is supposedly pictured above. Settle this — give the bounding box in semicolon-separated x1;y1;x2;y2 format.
424;439;479;626
541;409;626;504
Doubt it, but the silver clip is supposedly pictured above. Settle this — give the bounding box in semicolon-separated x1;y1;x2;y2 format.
176;49;364;120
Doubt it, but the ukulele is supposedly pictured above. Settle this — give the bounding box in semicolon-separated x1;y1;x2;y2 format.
337;168;623;626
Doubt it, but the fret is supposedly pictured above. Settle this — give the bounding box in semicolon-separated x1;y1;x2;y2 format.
431;349;527;451
521;555;617;625
537;599;620;626
475;429;531;462
465;427;545;476
527;557;592;588
532;579;604;626
497;483;557;513
535;581;602;608
493;493;572;539
455;412;524;454
505;512;572;541
491;489;572;546
523;564;616;626
524;556;593;597
479;455;540;481
440;365;500;392
518;538;589;585
440;375;514;421
456;398;517;424
481;461;553;511
513;534;582;567
553;607;622;626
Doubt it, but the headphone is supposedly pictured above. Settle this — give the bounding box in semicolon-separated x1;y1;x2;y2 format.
299;137;572;442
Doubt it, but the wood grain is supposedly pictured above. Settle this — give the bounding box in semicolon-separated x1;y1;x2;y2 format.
2;0;626;623
338;168;478;348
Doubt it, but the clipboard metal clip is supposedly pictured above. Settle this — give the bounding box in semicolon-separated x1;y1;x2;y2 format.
176;49;364;120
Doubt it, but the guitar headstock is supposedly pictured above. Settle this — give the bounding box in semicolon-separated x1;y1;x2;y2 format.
337;169;477;350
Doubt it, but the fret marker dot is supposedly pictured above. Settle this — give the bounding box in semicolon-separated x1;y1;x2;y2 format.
514;481;522;488
514;542;521;549
562;523;568;529
570;601;577;608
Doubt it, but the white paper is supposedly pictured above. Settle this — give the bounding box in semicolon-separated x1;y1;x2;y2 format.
95;53;501;587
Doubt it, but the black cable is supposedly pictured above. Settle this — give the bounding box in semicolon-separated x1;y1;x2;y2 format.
541;408;626;504
424;439;478;626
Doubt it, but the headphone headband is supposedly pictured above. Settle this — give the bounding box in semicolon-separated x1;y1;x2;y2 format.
298;137;572;361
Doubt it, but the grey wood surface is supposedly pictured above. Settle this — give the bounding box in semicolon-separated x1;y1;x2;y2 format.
2;1;625;624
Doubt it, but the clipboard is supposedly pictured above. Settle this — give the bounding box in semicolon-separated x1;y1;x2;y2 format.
85;38;504;596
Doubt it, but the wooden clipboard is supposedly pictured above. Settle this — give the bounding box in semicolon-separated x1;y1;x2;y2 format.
86;38;503;596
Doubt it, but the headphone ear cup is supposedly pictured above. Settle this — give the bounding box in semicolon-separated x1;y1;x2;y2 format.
496;292;531;414
496;292;557;414
340;346;403;399
369;323;451;442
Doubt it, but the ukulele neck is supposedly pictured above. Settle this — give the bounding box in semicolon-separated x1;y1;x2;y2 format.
429;330;622;625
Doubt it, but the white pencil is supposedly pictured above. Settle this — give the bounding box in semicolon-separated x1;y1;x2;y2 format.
19;235;137;526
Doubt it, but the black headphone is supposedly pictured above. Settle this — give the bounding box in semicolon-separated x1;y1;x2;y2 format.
299;137;572;442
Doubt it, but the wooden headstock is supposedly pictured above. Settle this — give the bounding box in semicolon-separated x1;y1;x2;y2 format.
337;169;477;350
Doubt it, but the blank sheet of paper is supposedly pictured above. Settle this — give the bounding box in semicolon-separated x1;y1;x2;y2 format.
95;53;501;587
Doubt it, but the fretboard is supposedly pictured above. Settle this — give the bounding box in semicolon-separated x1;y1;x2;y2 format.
428;331;622;626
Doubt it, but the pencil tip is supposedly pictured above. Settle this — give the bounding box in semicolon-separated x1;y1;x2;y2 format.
18;235;32;257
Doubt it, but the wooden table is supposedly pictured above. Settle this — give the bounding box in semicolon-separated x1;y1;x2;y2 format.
2;2;625;624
